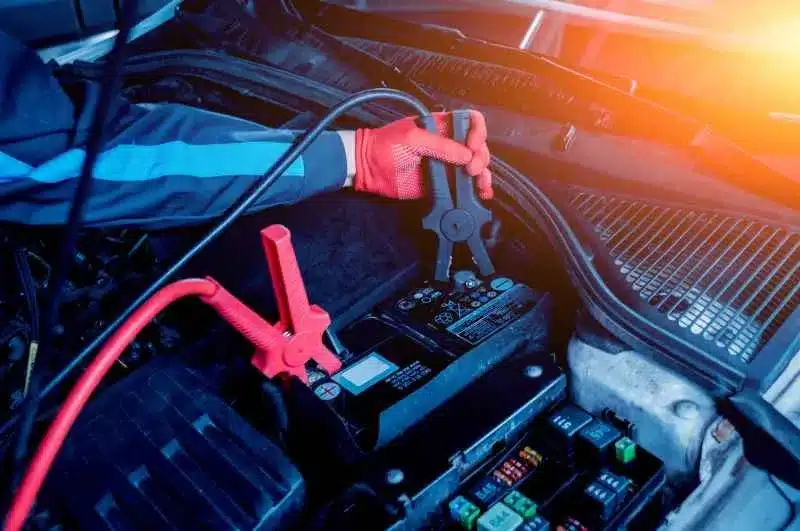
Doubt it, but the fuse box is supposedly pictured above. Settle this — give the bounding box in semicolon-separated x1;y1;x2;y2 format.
445;404;666;531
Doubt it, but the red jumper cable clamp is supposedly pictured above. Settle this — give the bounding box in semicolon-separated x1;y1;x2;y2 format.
251;224;341;382
202;224;342;383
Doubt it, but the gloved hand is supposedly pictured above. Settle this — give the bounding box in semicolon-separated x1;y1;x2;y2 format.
354;111;493;200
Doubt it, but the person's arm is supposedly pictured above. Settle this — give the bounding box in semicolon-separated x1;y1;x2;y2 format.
1;106;492;229
1;100;354;229
0;28;353;229
0;30;491;229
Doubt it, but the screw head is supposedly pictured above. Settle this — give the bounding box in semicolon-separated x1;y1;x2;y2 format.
525;365;543;379
386;469;405;485
673;400;700;420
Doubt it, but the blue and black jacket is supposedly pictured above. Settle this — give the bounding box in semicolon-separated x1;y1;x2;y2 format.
0;31;347;228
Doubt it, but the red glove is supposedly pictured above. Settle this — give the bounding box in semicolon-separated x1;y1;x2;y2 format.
354;111;493;200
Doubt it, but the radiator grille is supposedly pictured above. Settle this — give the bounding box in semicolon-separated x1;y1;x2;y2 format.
571;190;800;363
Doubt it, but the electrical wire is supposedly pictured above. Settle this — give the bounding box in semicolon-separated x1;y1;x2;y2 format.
12;247;40;397
14;248;40;398
260;381;290;443
10;0;141;488
13;248;39;343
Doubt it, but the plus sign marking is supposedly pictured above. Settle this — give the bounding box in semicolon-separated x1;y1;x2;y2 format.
314;382;341;401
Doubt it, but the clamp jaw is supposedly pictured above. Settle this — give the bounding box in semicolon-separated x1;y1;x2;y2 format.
250;224;341;383
420;110;495;282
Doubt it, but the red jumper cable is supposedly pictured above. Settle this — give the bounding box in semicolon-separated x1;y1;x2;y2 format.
5;224;340;531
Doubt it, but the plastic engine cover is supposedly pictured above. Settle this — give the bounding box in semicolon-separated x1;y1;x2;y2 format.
35;361;304;530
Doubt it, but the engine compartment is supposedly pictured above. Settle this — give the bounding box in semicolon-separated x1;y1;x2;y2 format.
16;195;668;530
6;191;585;528
2;0;800;529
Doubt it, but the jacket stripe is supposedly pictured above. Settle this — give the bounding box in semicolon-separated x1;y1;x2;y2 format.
0;152;33;182
10;140;303;183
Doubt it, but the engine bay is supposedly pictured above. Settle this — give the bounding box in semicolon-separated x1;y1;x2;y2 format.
2;0;800;529
8;193;661;530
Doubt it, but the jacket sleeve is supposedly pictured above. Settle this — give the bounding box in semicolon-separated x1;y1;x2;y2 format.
0;32;347;229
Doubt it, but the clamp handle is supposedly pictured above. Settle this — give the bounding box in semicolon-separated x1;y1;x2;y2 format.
263;225;313;334
419;114;456;281
418;115;455;215
451;110;495;277
251;225;341;383
419;111;496;282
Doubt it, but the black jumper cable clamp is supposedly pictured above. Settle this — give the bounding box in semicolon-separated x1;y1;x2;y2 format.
419;109;496;282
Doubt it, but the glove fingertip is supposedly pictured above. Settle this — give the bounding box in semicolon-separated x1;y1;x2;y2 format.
480;146;491;169
478;169;493;200
466;110;488;151
467;145;492;176
441;141;473;165
465;157;482;177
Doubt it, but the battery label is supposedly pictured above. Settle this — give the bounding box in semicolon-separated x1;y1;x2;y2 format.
333;352;398;395
385;360;432;391
447;284;537;344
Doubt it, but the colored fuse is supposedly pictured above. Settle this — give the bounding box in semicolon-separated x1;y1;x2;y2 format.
501;468;523;483
477;502;524;531
519;447;544;467
519;447;535;460
615;436;637;464
521;515;550;530
449;496;482;530
501;462;525;481
472;476;508;506
506;457;530;474
597;469;632;497
511;465;528;478
493;469;515;487
503;490;538;519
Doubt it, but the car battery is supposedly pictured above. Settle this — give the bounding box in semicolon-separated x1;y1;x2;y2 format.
307;272;553;450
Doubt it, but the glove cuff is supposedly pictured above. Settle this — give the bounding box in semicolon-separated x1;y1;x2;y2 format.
354;128;398;198
353;128;373;194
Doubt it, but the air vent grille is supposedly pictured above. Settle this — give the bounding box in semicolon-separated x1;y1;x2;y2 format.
571;190;800;363
341;38;614;128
